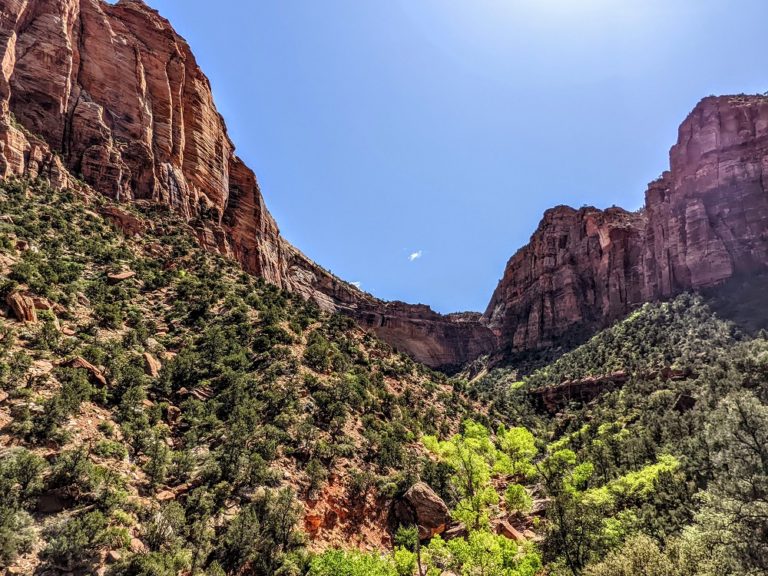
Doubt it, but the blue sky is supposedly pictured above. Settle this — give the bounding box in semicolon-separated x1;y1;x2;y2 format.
142;0;768;313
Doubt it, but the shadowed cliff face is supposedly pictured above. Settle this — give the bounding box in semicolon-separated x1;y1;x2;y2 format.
0;0;766;369
483;206;647;351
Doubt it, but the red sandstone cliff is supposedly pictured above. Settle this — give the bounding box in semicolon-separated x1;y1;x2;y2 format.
0;0;496;368
483;206;646;351
484;95;768;353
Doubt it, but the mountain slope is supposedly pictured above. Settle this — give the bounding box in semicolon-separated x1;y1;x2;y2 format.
0;178;481;573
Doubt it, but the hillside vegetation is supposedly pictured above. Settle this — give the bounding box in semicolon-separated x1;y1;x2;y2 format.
0;179;477;574
0;178;766;576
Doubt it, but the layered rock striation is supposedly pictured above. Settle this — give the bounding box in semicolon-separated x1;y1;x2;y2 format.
483;206;647;351
483;95;768;353
0;0;766;368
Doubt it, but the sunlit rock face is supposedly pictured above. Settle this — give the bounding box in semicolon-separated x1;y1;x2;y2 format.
485;95;768;354
483;206;647;351
0;1;766;368
0;0;497;368
643;95;768;297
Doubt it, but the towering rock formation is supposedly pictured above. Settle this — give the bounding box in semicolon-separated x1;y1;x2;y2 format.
0;0;496;368
642;95;768;298
484;95;768;353
0;0;766;368
483;206;646;351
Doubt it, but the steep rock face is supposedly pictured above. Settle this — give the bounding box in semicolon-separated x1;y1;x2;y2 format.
484;206;646;350
0;0;286;284
485;95;768;354
0;0;496;368
643;96;768;298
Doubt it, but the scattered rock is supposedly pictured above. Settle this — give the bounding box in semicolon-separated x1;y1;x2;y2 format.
76;292;90;306
166;405;181;423
156;490;175;502
496;520;526;542
143;352;162;377
443;522;467;541
107;270;136;284
395;482;451;540
107;550;122;563
65;356;108;387
130;538;147;553
6;291;37;323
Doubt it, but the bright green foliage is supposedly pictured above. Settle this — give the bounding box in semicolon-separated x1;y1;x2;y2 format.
423;532;542;576
495;425;537;478
424;420;539;529
583;455;680;508
308;549;398;576
504;484;533;515
424;421;501;529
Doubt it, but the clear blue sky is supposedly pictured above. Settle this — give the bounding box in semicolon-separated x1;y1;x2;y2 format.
142;0;768;313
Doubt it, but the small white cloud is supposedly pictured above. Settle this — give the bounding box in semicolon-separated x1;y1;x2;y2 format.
408;250;423;262
350;281;362;289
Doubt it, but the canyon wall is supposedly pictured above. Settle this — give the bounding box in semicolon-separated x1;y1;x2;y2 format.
484;95;768;352
483;206;647;351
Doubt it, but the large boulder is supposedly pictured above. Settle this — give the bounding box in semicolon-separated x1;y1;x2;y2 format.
6;291;37;323
143;352;162;378
395;482;451;540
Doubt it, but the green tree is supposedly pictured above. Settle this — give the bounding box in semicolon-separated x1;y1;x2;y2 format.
308;549;397;576
423;421;500;530
504;484;533;515
217;488;306;575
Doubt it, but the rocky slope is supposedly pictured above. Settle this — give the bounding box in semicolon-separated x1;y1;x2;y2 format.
0;0;767;369
484;95;768;354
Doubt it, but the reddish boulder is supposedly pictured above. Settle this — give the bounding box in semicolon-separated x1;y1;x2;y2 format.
496;520;526;543
143;353;162;378
395;482;451;540
65;356;107;387
107;270;136;284
6;292;37;323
